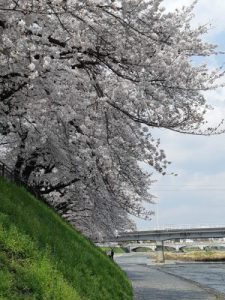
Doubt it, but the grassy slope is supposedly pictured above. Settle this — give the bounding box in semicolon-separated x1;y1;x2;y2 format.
0;178;132;300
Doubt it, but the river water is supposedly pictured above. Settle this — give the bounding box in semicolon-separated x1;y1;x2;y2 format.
160;262;225;295
115;253;225;299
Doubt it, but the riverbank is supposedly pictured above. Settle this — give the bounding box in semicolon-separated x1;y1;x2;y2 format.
115;253;225;300
152;250;225;262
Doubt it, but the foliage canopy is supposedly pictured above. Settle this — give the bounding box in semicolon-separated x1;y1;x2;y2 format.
0;0;224;237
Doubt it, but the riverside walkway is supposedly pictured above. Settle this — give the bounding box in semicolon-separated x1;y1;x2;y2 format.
115;254;224;300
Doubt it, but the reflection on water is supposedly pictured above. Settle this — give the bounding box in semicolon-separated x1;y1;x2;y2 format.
161;263;225;295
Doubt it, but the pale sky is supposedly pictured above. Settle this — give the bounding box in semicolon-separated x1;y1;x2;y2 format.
135;0;225;230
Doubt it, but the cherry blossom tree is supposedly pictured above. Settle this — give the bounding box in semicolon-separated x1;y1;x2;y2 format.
0;0;224;239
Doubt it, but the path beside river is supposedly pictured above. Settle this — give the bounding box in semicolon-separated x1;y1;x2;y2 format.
115;254;225;300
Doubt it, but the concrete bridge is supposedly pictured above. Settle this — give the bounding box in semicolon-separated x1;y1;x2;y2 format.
114;226;225;242
123;241;225;252
105;225;225;262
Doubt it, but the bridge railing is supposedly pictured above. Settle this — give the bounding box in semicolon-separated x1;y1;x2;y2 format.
149;224;225;230
0;160;49;206
115;225;225;239
0;161;16;182
121;224;225;233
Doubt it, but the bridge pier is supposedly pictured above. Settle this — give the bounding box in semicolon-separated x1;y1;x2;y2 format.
175;245;180;252
156;240;165;263
161;240;165;263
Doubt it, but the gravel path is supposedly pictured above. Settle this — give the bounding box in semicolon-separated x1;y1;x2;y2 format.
115;254;222;300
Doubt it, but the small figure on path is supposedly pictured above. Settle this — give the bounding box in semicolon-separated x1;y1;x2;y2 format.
110;248;114;260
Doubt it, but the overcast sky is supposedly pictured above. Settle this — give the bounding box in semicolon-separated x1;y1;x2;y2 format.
135;0;225;230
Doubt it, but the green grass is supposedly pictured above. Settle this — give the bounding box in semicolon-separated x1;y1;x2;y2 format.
100;247;129;254
0;177;132;300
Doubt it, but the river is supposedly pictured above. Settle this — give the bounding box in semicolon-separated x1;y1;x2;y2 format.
115;253;225;300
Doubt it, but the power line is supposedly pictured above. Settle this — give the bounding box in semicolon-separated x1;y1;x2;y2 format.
151;189;225;192
153;184;225;187
151;184;225;191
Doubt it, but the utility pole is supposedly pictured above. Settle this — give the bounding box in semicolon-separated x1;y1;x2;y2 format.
156;200;159;229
